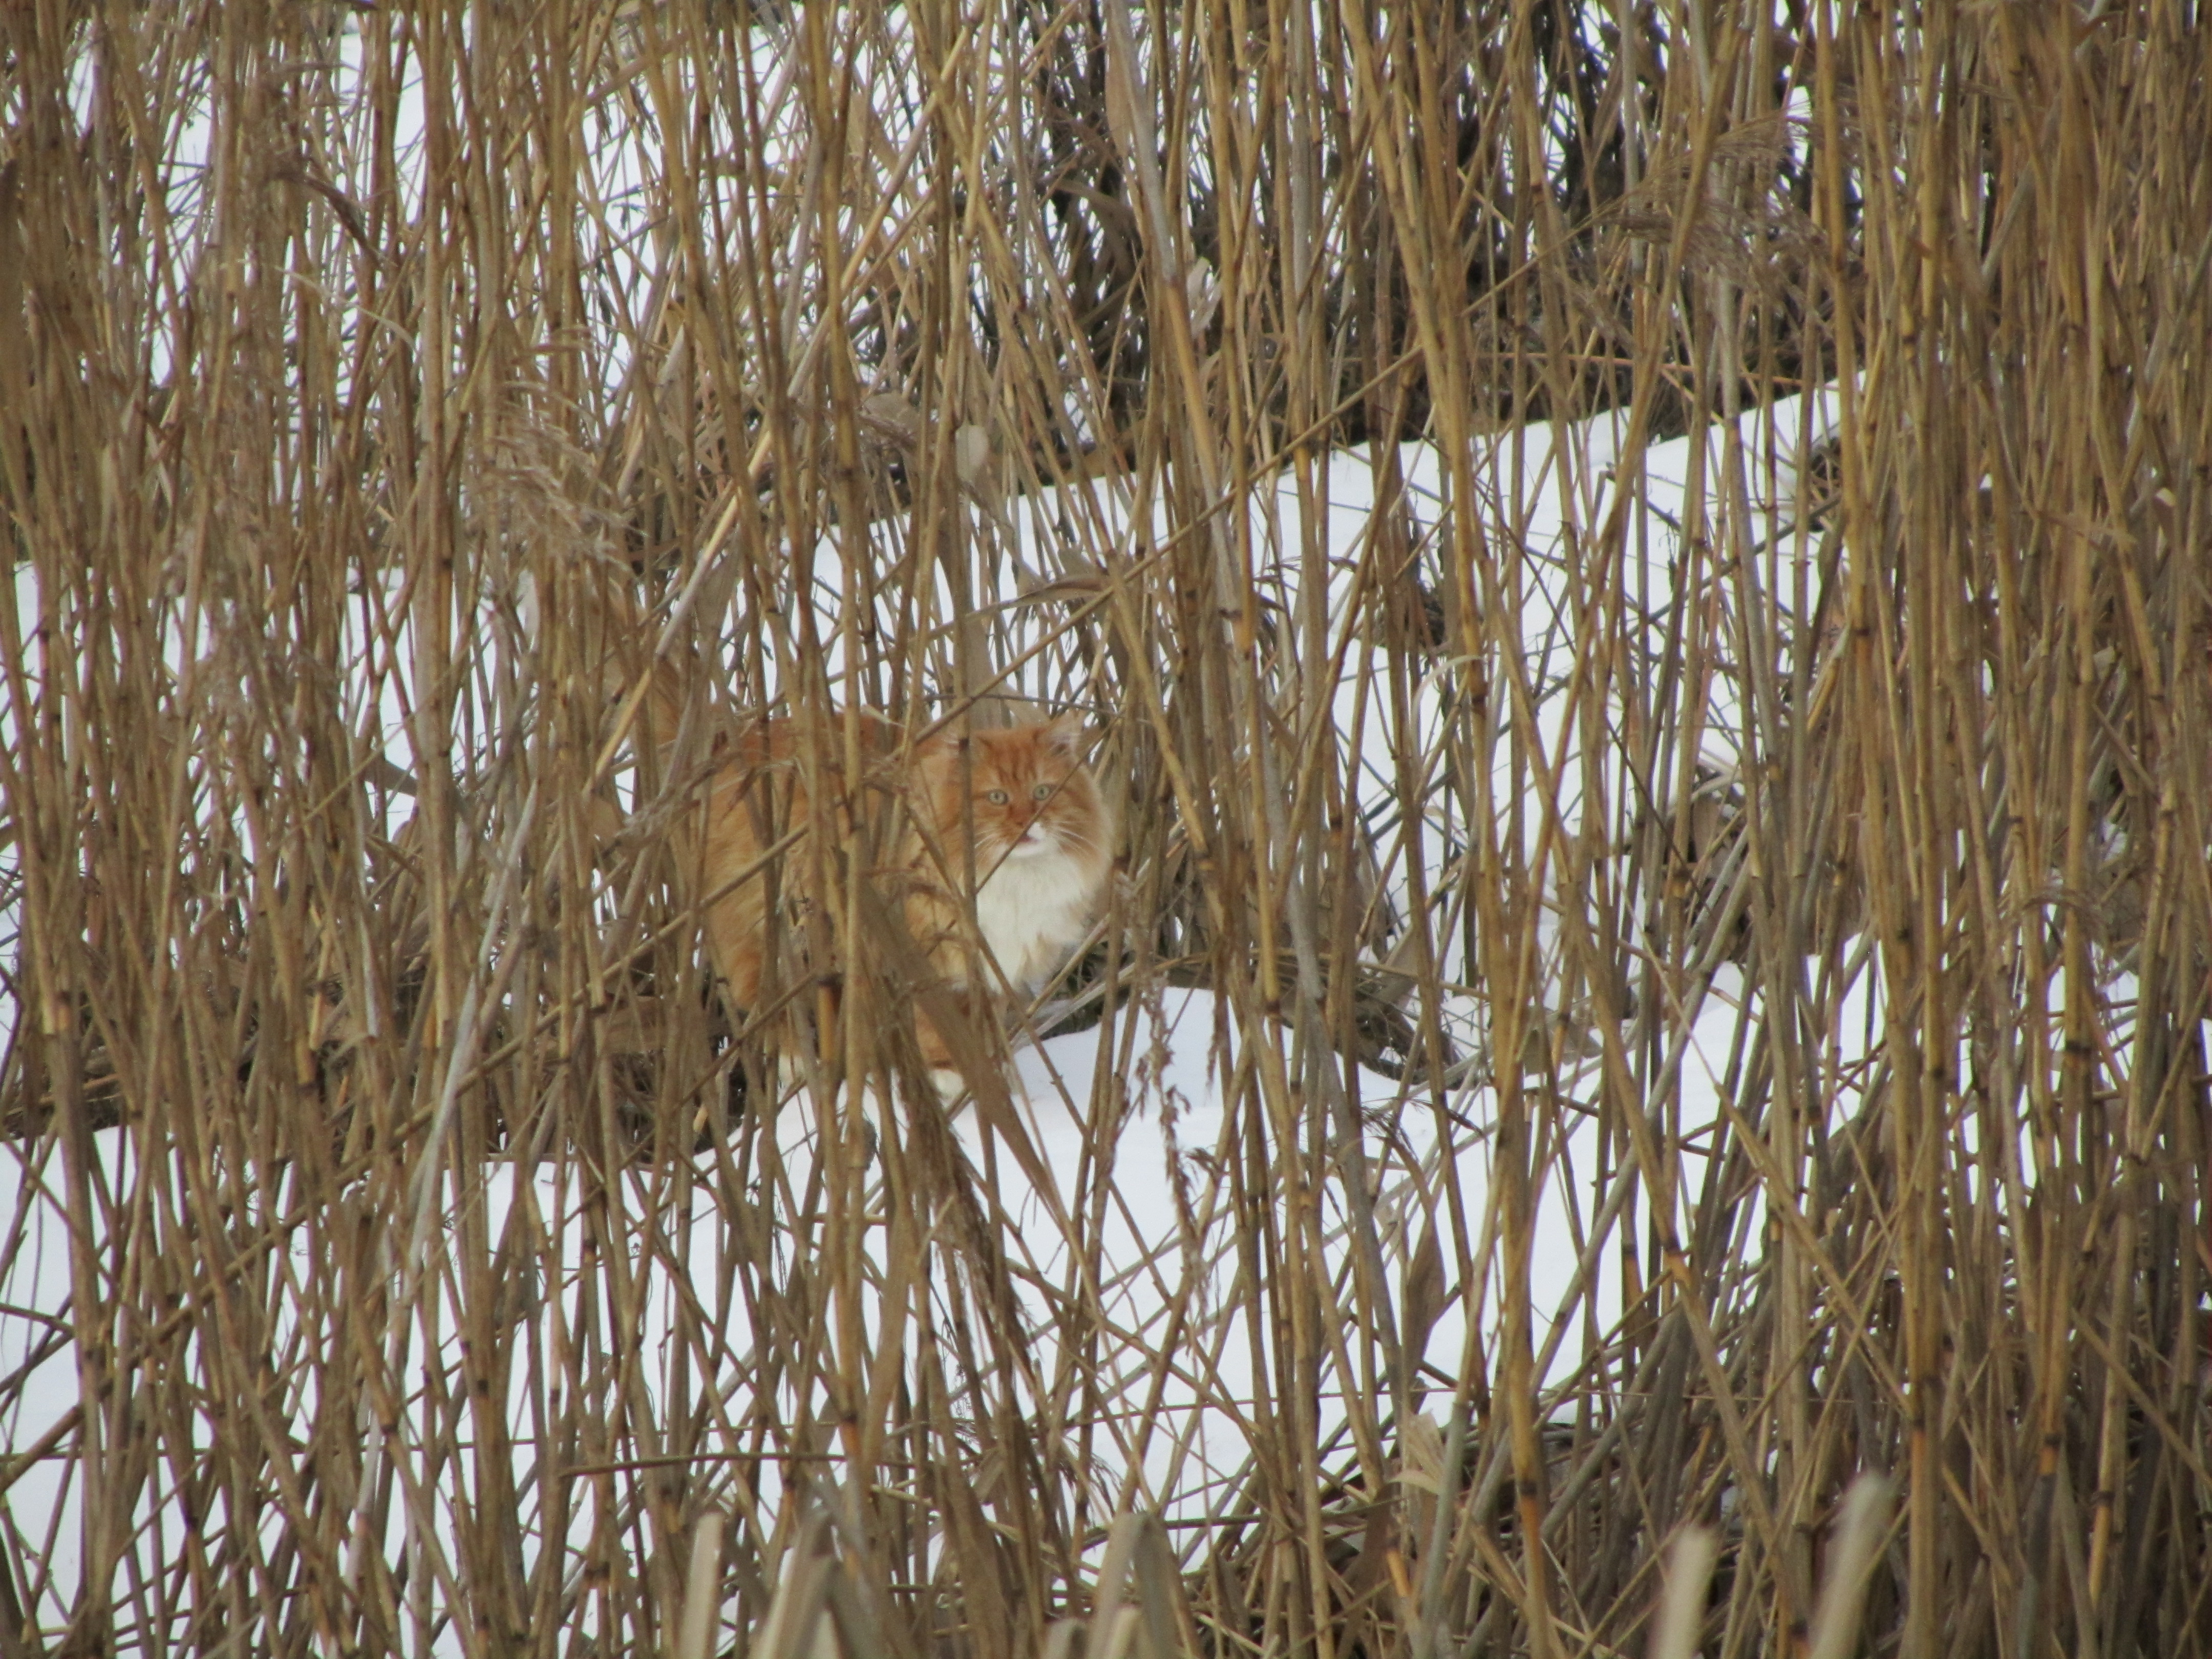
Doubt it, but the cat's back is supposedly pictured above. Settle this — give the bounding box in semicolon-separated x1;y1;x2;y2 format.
687;707;916;1008
722;708;905;776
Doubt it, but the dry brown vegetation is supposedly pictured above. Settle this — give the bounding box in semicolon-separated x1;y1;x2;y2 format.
2;1;2209;1656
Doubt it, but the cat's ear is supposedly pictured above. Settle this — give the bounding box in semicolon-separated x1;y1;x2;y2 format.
1043;710;1088;755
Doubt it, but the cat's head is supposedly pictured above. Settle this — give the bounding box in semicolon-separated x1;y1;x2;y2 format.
920;712;1111;878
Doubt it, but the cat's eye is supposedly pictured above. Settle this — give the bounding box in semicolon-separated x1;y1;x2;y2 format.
986;789;1010;804
1032;783;1052;800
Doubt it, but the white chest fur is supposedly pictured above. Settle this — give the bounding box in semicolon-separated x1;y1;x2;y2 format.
970;848;1100;990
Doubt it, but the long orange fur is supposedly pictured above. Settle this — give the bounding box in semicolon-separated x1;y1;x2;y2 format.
631;677;1112;1076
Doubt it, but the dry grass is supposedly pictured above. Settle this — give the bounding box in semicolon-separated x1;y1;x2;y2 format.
2;1;2208;1655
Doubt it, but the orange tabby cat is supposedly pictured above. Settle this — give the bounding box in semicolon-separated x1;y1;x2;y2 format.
633;684;1112;1079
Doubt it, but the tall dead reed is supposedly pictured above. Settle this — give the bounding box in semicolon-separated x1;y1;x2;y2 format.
1;1;2206;1655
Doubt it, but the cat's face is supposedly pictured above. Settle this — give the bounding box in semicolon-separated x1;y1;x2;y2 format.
920;714;1109;879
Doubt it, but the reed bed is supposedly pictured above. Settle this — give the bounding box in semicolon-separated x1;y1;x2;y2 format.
2;1;2207;1655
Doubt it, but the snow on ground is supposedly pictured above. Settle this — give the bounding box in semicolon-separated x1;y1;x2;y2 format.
0;957;1800;1621
1;384;1858;1629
